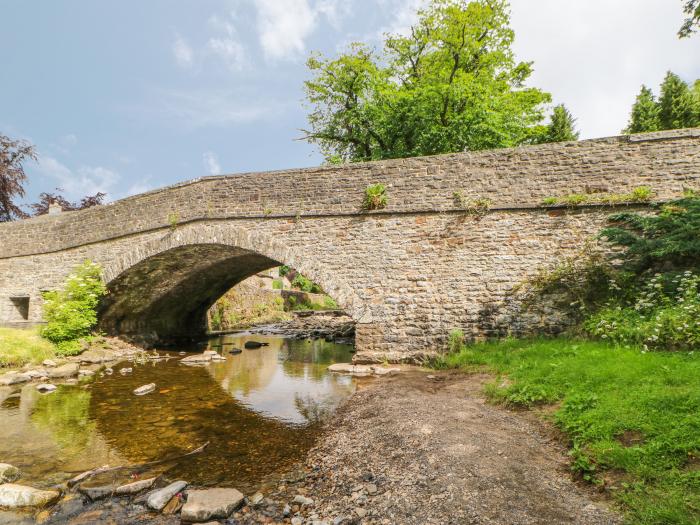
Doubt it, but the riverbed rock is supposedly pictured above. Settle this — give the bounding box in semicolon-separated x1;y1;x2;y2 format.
0;464;20;484
371;366;401;376
42;359;57;368
48;363;79;379
293;495;314;506
36;383;57;393
146;480;187;511
119;367;133;375
78;484;114;500
0;483;60;508
180;354;212;364
115;477;156;495
78;349;115;364
327;363;372;376
180;488;245;522
23;369;47;379
133;383;156;396
244;341;268;349
0;372;30;386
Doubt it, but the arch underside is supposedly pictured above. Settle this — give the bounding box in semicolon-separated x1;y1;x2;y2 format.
99;244;279;345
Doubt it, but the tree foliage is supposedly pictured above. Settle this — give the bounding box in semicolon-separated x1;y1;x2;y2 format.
0;134;36;222
539;104;579;143
303;0;552;162
624;72;700;133
29;189;106;216
679;0;700;37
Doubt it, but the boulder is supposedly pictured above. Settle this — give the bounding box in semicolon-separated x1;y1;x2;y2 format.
48;363;79;379
244;341;268;349
78;484;114;500
180;354;212;364
146;480;187;511
78;350;115;364
0;483;60;508
327;363;372;376
36;384;57;393
180;488;245;522
42;359;57;368
0;463;20;483
0;373;30;386
115;477;156;495
133;383;156;396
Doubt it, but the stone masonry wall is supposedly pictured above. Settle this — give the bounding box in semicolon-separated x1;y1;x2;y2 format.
0;129;699;361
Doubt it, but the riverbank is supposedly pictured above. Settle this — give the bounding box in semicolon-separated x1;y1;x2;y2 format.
436;338;700;525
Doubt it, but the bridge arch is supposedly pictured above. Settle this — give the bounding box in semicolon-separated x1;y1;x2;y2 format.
98;223;370;345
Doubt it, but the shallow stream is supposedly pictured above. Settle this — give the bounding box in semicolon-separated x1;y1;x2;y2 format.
0;333;356;495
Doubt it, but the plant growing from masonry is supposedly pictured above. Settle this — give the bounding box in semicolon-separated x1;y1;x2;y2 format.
167;212;179;230
453;191;491;218
363;183;387;211
541;186;653;207
41;260;107;355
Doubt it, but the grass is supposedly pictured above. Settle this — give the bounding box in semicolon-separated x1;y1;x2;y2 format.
434;337;700;525
0;327;56;369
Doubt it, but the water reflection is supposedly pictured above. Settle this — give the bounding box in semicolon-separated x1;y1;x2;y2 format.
0;334;356;492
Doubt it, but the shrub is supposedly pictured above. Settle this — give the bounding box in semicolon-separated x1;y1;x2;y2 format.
41;260;106;355
291;273;323;293
585;271;700;350
272;279;283;290
453;191;492;218
363;183;387;210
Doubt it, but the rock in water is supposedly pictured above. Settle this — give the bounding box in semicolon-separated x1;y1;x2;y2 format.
48;363;79;379
244;341;268;349
0;372;30;386
0;463;20;483
36;384;57;393
146;481;187;511
228;348;242;355
180;354;212;364
115;477;156;495
0;484;60;508
133;383;156;396
180;488;245;522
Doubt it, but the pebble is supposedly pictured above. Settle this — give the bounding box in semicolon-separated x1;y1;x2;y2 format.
293;495;314;506
133;383;156;396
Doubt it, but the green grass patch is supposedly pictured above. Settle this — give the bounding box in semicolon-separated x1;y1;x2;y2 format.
0;327;56;368
435;337;700;524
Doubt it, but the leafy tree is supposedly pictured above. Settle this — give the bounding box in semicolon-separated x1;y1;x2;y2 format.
658;71;698;129
29;189;106;216
303;0;551;162
0;134;35;222
624;86;660;133
624;72;700;133
679;0;700;37
539;104;579;143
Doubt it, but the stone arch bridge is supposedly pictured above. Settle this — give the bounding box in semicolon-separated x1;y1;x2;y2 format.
1;129;699;362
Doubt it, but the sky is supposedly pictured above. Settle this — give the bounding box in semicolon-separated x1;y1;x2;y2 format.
1;0;698;205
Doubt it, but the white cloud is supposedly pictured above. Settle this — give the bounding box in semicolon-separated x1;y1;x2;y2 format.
173;34;194;68
253;0;318;60
207;13;248;70
36;157;120;201
509;0;700;139
203;151;221;175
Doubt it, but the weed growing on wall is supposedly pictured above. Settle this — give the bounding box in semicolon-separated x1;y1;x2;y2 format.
452;191;492;219
363;183;387;210
541;186;653;207
41;260;106;355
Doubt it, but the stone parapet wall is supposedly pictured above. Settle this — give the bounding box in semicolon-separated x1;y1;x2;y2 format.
1;129;699;259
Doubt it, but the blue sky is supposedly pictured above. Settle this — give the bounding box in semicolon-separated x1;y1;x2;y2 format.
2;0;699;204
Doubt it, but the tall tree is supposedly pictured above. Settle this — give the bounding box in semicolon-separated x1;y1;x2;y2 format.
303;0;551;162
679;0;700;37
29;189;106;216
624;86;661;133
658;71;698;130
539;104;579;143
0;134;35;222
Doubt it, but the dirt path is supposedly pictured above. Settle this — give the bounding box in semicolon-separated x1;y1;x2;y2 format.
289;370;621;525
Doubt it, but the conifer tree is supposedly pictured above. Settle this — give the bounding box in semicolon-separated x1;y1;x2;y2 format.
624;86;660;134
540;104;579;143
658;71;697;130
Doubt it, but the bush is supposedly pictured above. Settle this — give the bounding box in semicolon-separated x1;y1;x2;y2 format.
585;271;700;350
447;329;464;353
291;273;323;294
362;183;387;210
41;260;106;355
